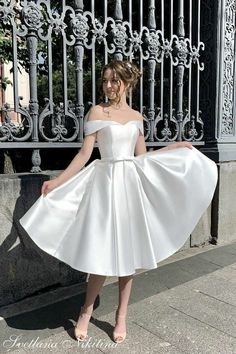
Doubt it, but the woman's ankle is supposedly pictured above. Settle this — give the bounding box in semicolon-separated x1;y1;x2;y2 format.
116;307;127;318
82;303;94;314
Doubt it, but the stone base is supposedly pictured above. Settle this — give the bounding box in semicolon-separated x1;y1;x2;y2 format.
191;205;212;247
0;172;86;307
200;143;236;162
211;161;236;243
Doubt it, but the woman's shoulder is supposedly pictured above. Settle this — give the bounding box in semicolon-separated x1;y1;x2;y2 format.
85;105;144;122
131;108;144;122
85;104;105;122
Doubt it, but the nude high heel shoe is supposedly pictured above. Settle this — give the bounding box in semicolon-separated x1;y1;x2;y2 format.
74;305;92;342
113;310;127;344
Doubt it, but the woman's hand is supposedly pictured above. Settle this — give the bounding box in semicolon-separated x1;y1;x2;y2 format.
174;141;193;149
159;141;193;153
41;178;60;196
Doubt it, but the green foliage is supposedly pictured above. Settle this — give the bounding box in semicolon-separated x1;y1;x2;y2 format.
0;28;12;64
37;62;76;108
0;76;12;90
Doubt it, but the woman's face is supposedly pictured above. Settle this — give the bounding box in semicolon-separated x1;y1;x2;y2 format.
102;68;126;101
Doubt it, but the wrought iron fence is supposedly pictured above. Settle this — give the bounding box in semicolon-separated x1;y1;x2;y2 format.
0;0;205;172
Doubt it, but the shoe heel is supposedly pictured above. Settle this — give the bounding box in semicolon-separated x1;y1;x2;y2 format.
113;310;127;344
74;305;92;342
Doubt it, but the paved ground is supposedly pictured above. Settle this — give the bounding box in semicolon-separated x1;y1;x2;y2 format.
0;241;236;354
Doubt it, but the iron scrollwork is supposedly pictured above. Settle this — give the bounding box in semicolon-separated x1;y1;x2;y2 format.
0;0;211;171
22;1;43;29
0;101;32;142
39;101;79;142
221;0;236;136
0;0;15;25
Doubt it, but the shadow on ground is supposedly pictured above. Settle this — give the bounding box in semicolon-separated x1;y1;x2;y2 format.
1;242;236;339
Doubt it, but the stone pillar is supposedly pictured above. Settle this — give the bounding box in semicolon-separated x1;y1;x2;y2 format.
200;0;236;243
200;0;236;161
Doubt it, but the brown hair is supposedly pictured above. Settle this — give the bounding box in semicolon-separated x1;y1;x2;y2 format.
99;60;142;103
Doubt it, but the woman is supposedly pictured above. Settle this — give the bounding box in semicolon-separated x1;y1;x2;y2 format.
20;60;217;344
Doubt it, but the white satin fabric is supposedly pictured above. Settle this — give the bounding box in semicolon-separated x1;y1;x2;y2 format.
20;120;218;276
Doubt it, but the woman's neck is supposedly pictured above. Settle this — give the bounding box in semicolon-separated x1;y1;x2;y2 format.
108;96;129;110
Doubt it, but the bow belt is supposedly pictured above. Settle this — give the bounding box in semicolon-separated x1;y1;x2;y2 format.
100;156;135;163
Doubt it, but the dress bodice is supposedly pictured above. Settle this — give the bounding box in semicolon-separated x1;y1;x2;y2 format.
84;120;143;159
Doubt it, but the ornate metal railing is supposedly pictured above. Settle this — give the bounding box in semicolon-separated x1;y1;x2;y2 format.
0;0;205;171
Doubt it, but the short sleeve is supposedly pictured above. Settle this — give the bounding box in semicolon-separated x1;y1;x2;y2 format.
137;121;144;135
84;120;109;136
84;121;99;135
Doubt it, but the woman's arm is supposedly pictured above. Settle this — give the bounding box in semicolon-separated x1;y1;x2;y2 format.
41;132;96;196
158;141;193;151
135;135;192;157
135;134;147;156
134;113;147;156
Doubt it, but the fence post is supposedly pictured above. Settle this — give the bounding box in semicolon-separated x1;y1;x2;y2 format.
175;0;187;141
146;0;157;142
23;1;41;172
73;0;86;142
113;0;124;60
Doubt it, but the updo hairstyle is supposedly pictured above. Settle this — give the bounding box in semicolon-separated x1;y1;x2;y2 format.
100;60;142;102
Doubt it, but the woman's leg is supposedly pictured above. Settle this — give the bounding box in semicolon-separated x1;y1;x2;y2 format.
83;273;106;312
75;274;106;340
113;275;134;342
117;275;133;314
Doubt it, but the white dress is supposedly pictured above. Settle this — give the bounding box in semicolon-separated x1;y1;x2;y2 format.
20;120;218;276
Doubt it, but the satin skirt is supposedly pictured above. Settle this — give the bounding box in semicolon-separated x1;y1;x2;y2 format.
20;147;218;276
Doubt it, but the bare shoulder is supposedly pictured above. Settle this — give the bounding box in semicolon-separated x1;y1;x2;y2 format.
86;104;105;121
132;109;144;122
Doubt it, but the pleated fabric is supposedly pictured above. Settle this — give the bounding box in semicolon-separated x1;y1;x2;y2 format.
20;120;218;276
